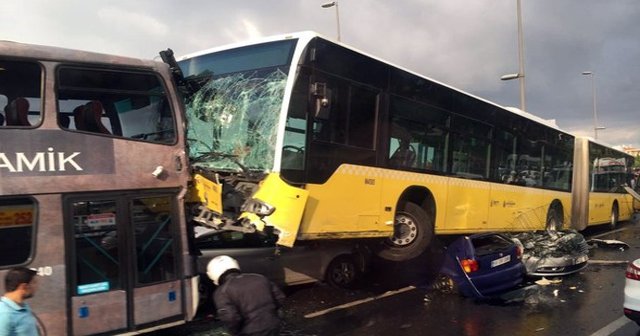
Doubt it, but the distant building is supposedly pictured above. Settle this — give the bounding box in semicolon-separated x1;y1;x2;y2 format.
622;145;640;157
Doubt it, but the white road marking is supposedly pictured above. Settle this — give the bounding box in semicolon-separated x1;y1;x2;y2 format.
304;286;416;318
590;316;631;336
590;227;628;239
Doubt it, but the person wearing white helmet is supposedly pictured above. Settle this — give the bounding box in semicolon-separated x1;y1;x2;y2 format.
207;255;285;336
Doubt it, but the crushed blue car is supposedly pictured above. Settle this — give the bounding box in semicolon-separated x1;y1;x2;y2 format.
435;233;526;298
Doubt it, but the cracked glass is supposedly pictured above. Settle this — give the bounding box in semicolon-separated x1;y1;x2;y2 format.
179;40;297;173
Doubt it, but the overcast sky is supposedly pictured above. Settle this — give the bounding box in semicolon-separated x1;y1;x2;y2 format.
3;1;639;149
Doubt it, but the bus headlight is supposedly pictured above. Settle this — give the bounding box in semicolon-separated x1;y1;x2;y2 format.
241;198;275;216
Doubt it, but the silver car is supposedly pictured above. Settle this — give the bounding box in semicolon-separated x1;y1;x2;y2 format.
194;227;369;304
511;230;589;276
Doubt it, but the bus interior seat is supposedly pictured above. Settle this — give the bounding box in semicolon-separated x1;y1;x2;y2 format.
5;97;31;126
74;100;110;134
281;145;305;170
390;142;416;167
59;114;70;128
72;104;85;130
0;112;4;126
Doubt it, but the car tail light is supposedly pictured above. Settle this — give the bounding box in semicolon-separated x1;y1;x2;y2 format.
461;259;479;273
512;238;524;260
626;262;640;280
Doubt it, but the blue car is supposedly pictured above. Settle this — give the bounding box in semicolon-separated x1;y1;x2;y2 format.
437;233;525;298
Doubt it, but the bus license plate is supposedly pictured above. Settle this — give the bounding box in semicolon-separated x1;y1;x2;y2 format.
491;255;511;268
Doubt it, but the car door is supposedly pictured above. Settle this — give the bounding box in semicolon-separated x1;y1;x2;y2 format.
197;231;283;283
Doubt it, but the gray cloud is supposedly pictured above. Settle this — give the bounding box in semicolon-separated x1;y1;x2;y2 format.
1;0;639;148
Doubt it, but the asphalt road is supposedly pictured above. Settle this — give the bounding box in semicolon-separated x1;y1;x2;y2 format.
150;218;640;336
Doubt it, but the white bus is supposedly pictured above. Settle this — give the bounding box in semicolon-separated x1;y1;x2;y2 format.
0;41;198;335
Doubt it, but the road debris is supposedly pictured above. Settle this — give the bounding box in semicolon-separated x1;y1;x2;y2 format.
587;238;629;250
535;277;562;286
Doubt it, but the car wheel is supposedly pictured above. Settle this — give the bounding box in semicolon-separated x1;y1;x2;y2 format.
326;255;360;289
546;205;563;231
377;202;433;261
610;203;619;229
433;274;459;295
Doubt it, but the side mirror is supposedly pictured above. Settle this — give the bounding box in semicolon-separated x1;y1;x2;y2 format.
311;82;331;119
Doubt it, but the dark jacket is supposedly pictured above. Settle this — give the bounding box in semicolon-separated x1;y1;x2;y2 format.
214;272;286;335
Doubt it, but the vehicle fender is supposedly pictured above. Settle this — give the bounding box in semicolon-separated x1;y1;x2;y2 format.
249;173;309;247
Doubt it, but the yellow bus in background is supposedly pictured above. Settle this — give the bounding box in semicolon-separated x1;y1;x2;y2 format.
178;31;633;261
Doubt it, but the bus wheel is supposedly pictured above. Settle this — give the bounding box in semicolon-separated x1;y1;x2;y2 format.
610;203;619;229
546;206;563;231
377;202;433;261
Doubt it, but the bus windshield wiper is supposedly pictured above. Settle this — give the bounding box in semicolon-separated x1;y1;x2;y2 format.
192;151;253;177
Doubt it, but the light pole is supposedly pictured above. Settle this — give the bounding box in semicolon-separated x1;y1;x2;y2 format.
321;1;341;41
501;0;526;111
582;71;605;139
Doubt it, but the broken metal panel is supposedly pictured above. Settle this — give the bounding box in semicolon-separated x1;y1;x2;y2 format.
588;238;629;250
625;186;640;202
244;173;309;247
185;70;288;173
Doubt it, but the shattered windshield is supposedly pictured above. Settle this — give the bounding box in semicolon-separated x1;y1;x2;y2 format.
179;39;297;172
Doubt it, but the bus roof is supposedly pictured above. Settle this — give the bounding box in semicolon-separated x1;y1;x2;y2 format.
0;40;164;69
179;31;571;135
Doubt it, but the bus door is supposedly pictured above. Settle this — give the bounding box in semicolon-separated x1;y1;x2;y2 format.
66;192;183;335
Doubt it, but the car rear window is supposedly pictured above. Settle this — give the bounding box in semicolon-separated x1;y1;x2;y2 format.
195;231;277;249
472;235;513;256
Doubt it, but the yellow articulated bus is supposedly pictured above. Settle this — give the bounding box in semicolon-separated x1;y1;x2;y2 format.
572;137;635;230
177;31;634;261
0;41;198;335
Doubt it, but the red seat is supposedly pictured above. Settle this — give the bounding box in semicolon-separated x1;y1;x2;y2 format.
73;101;110;134
5;97;31;126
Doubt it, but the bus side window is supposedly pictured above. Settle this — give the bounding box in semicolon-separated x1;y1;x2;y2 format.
57;67;176;144
388;97;449;172
0;60;43;128
0;197;36;268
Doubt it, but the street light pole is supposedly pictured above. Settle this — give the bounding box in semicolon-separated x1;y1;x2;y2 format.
501;0;526;111
321;1;341;41
582;71;605;140
516;0;526;112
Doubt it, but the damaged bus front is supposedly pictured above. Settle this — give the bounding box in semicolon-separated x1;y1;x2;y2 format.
177;37;311;247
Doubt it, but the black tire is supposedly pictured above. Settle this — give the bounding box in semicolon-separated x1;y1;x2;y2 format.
546;205;563;231
610;203;619;229
377;202;433;261
326;255;360;289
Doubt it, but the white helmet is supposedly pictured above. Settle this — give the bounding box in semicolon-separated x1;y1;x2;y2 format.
206;255;240;285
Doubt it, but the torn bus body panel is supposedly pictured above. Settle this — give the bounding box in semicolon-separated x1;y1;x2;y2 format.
240;173;309;247
189;173;223;215
510;230;589;277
